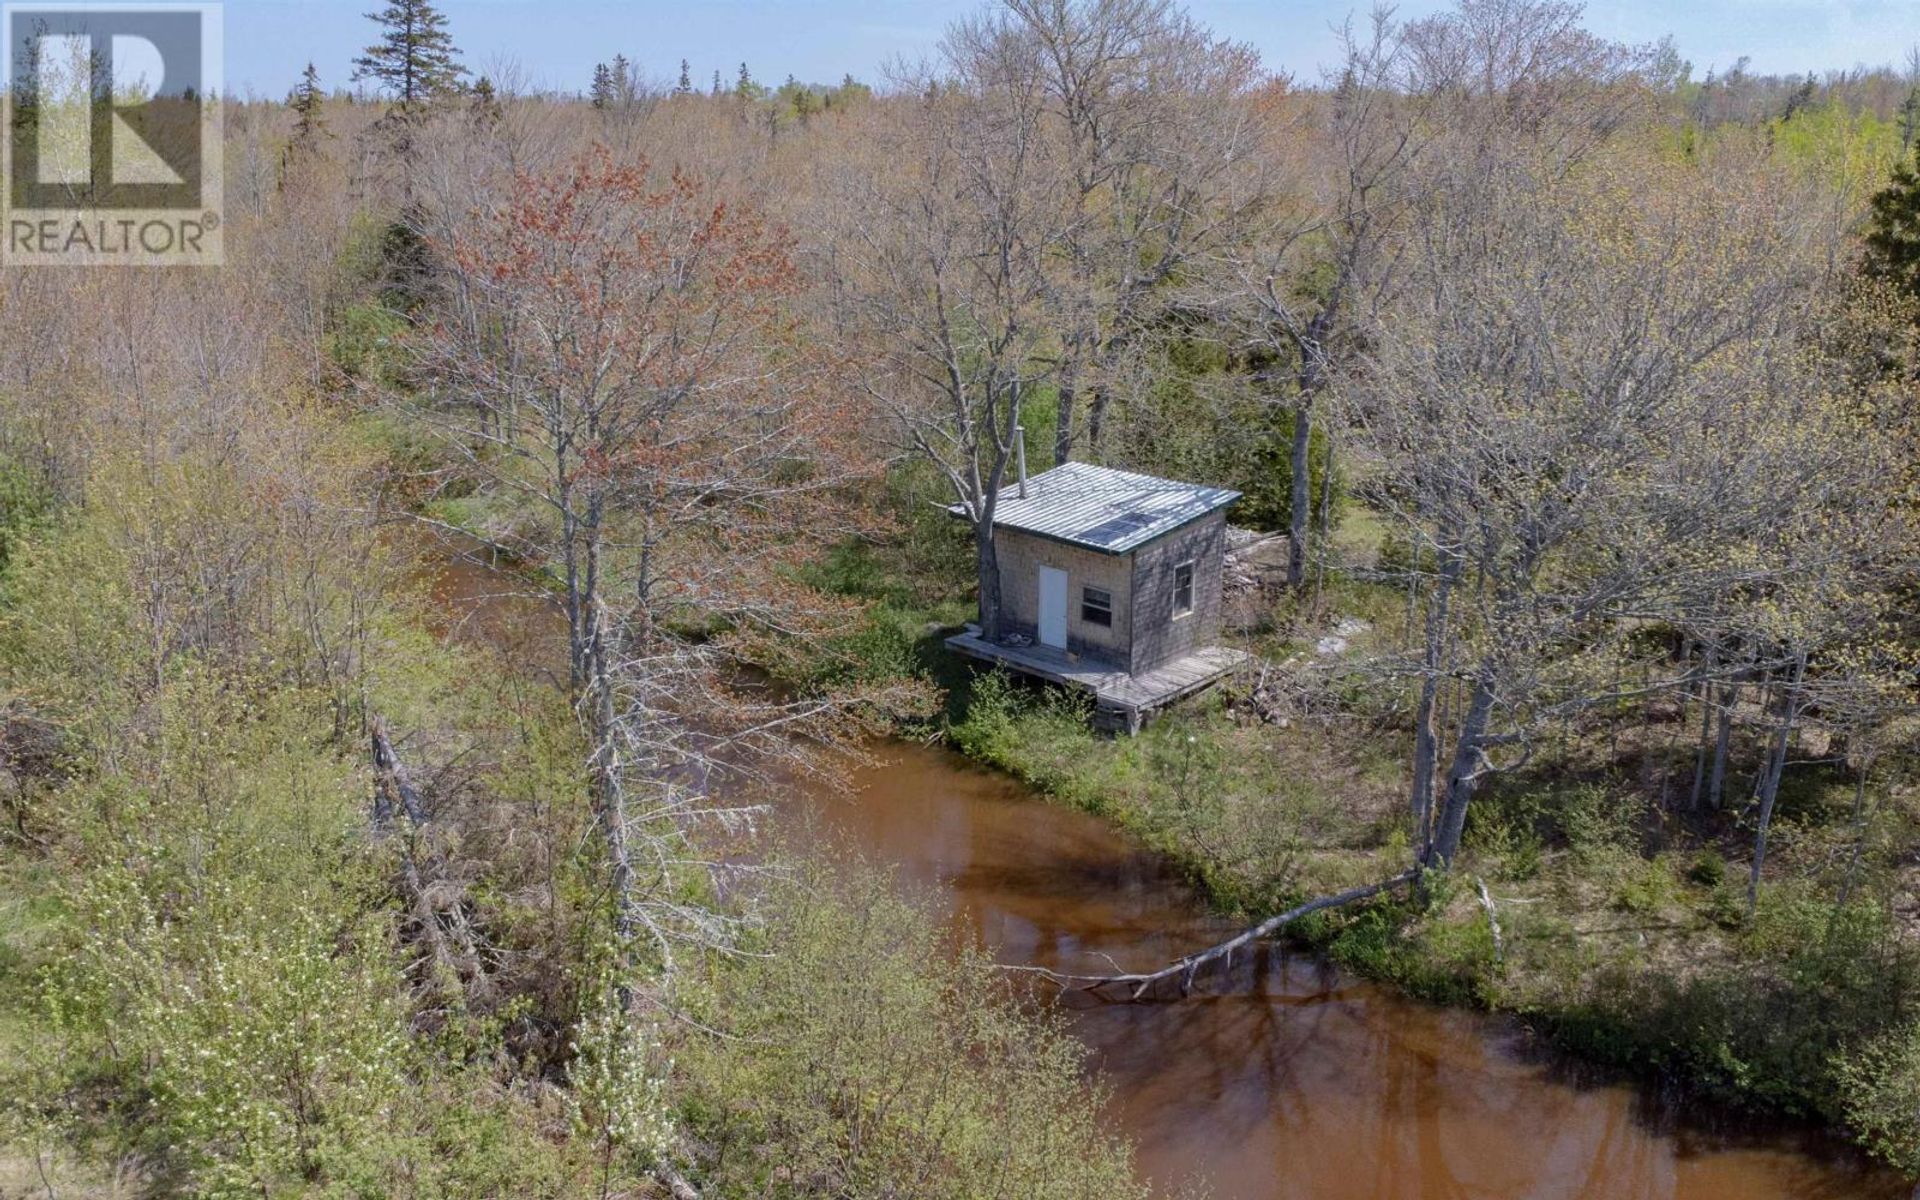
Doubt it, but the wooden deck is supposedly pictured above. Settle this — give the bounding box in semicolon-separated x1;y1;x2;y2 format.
944;627;1250;733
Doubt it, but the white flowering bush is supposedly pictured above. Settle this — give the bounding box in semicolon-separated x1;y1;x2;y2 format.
17;667;413;1197
70;880;406;1196
566;956;676;1181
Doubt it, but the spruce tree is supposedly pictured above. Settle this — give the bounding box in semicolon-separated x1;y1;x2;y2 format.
675;59;692;95
280;62;327;191
469;74;500;126
590;62;613;109
352;0;467;111
610;54;635;108
1865;147;1920;302
289;62;325;145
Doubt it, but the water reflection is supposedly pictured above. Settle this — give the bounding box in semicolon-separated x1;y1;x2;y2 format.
416;533;1905;1200
795;744;1905;1200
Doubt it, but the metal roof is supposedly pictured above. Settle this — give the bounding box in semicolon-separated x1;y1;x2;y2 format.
957;461;1241;555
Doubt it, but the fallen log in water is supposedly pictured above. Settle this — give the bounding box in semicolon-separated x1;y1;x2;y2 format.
1022;868;1420;1000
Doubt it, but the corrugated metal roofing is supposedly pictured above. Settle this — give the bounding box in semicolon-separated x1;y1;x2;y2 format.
956;461;1241;554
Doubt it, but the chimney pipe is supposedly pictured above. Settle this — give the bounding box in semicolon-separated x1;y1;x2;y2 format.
1016;425;1029;499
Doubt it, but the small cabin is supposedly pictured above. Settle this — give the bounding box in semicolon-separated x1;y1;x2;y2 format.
945;461;1250;733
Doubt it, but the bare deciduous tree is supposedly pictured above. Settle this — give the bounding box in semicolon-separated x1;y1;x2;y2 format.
826;59;1063;640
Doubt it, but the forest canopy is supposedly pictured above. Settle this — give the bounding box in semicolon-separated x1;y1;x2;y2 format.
2;0;1919;1196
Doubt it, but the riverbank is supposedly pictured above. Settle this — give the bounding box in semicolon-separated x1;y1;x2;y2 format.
403;516;1914;1197
0;414;1146;1199
366;413;1920;1185
772;493;1920;1181
794;736;1910;1199
401;509;1919;1196
926;637;1920;1180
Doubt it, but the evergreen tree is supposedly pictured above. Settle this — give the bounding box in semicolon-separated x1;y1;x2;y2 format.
352;0;467;110
675;58;692;95
289;62;326;145
280;61;328;192
711;69;722;97
1781;74;1817;122
610;53;636;108
734;62;765;102
1864;147;1920;301
590;61;613;109
469;74;500;126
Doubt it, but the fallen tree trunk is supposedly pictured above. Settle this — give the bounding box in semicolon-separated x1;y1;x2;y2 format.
1029;869;1419;999
369;715;489;1009
371;718;426;828
658;1165;701;1200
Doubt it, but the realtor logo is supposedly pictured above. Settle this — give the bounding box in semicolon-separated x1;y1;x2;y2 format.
3;3;223;265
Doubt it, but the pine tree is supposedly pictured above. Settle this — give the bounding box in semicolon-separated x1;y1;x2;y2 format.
675;59;692;95
590;62;613;109
1865;147;1920;301
710;70;722;97
352;0;467;111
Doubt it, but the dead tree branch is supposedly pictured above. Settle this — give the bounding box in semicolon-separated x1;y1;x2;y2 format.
1475;876;1504;967
1029;869;1418;999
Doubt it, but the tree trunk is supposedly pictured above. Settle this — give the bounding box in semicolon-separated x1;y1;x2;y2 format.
587;598;638;946
975;526;1004;642
1311;428;1337;610
1839;765;1872;907
1410;551;1461;847
1053;364;1077;467
1052;868;1420;998
1286;402;1313;589
1746;649;1807;916
1086;382;1113;464
1687;645;1716;810
1707;679;1735;810
1427;673;1497;868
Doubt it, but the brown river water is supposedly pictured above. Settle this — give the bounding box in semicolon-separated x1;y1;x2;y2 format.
420;536;1908;1200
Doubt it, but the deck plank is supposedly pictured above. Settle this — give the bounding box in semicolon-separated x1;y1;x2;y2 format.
944;627;1249;726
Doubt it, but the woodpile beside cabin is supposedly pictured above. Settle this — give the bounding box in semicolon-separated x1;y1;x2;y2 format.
946;461;1251;734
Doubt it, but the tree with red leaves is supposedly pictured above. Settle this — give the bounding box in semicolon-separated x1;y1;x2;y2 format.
424;146;910;961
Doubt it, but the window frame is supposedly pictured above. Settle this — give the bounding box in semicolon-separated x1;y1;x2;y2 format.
1172;560;1195;619
1081;585;1114;628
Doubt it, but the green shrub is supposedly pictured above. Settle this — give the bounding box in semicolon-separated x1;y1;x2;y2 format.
1688;847;1727;888
682;858;1143;1200
324;299;409;384
948;667;1027;765
1555;784;1646;863
1545;897;1920;1119
1611;856;1680;915
1837;1019;1920;1177
0;458;54;573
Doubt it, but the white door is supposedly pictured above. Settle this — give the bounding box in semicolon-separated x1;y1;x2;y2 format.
1037;566;1069;650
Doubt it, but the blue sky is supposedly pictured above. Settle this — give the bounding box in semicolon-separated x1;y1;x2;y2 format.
225;0;1920;98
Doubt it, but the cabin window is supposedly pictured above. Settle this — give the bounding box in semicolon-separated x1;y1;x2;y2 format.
1081;586;1113;627
1172;561;1194;618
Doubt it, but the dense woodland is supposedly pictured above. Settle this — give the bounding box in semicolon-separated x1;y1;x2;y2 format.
2;0;1920;1195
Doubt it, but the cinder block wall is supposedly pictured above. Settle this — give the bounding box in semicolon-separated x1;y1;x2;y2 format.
992;529;1132;663
1128;512;1226;674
